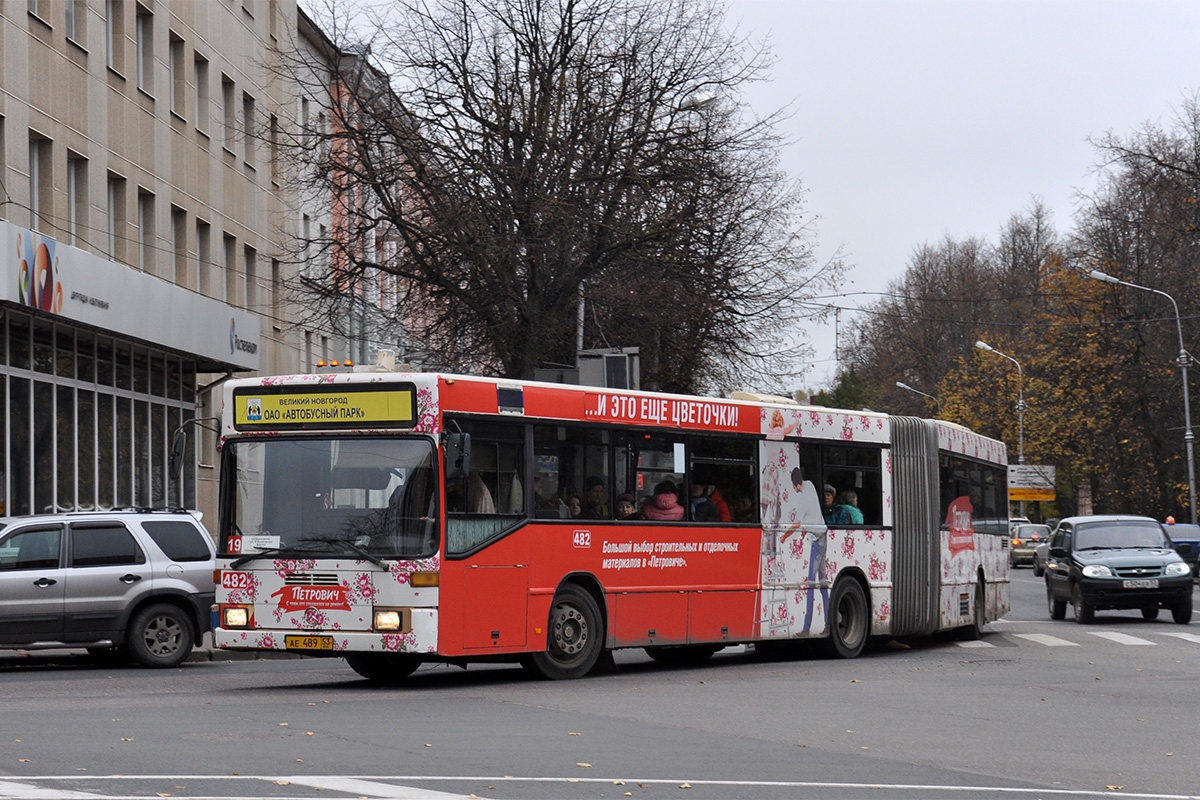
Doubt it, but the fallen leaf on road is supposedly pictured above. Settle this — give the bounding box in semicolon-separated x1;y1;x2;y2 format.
577;763;592;768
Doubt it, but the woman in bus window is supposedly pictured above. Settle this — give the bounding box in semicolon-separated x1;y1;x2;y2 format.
641;480;685;521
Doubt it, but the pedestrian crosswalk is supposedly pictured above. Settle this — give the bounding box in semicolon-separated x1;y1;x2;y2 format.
959;626;1200;649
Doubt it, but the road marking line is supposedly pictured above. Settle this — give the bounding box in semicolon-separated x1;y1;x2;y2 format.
8;776;1195;800
1087;631;1155;645
1156;631;1200;644
0;781;106;799
955;640;995;648
1012;633;1079;646
280;777;470;799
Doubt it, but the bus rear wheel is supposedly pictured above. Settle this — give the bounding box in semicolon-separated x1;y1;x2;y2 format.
822;577;869;659
344;653;421;683
525;584;604;680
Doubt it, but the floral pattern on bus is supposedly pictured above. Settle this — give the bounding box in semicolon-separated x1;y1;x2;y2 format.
937;422;1008;465
759;406;889;444
760;528;893;639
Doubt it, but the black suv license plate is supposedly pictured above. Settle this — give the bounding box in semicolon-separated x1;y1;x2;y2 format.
1122;579;1159;589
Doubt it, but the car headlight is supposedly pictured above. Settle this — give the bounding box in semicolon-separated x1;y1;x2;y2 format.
1166;561;1191;576
1082;564;1113;578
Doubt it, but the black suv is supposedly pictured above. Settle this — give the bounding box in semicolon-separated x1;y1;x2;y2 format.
0;510;215;666
1045;515;1193;624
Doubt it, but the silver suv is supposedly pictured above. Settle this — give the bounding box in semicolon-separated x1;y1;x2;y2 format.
0;509;215;667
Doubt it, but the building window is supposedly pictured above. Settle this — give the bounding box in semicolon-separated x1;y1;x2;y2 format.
223;233;237;303
137;190;154;273
244;245;257;308
242;92;256;167
221;75;235;153
106;172;126;261
171;206;187;286
135;3;153;93
65;0;87;46
196;219;212;296
106;0;124;74
28;135;51;234
28;0;50;23
169;33;185;117
194;53;209;135
67;153;88;247
268;113;279;183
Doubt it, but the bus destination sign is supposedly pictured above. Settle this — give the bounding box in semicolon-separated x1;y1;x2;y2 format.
232;384;417;431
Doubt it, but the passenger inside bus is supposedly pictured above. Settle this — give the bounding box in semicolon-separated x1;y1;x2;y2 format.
641;480;685;521
615;493;637;520
581;477;609;519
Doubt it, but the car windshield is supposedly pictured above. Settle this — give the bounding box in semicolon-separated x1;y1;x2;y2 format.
1015;525;1050;539
1074;520;1170;551
224;437;438;559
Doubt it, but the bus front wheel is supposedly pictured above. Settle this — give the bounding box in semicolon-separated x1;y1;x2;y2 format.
344;653;421;683
525;584;604;680
822;577;870;659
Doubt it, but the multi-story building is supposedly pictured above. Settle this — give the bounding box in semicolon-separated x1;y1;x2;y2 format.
0;0;366;522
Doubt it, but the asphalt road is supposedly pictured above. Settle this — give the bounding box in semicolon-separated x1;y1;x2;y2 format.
2;569;1198;800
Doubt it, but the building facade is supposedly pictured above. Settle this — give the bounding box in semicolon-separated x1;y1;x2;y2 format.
0;0;360;521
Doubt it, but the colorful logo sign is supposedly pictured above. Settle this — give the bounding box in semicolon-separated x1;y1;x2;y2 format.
270;585;351;611
230;317;258;355
17;231;63;313
945;496;977;556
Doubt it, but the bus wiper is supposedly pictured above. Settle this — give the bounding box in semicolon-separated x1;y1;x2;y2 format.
229;547;307;569
300;536;388;569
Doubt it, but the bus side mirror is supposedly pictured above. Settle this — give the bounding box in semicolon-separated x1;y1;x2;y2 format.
444;432;471;482
169;429;187;479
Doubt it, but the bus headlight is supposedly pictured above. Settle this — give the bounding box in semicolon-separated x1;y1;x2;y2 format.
373;609;403;631
222;605;251;628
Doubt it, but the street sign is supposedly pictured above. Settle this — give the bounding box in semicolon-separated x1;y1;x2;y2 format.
1009;464;1055;501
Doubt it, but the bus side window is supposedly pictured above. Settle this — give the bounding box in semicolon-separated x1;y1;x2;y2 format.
535;425;609;520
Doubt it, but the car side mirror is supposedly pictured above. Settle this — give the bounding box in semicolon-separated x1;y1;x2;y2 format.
1049;546;1066;558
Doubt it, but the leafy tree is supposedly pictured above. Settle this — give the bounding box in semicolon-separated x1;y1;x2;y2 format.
281;0;839;392
812;364;876;412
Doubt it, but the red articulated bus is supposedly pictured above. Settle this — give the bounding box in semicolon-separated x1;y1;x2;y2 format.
213;372;1010;681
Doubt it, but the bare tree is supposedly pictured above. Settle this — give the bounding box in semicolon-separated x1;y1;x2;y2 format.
278;0;838;391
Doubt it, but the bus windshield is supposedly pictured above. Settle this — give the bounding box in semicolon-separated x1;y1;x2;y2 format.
225;437;438;560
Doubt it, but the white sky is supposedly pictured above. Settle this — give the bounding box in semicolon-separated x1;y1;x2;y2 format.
725;0;1200;389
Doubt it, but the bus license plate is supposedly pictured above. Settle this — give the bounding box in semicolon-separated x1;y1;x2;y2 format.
1122;579;1159;589
285;635;334;651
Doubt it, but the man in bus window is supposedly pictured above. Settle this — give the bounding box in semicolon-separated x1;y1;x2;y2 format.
581;476;609;519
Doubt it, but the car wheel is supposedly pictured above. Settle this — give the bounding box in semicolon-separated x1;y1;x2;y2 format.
821;577;870;658
1141;607;1160;620
1033;555;1044;578
1071;584;1094;624
344;653;421;683
1047;584;1067;620
525;584;605;680
126;603;194;668
1172;601;1193;624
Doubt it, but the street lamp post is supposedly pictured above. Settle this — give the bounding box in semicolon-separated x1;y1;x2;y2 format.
895;381;941;415
976;340;1026;516
1089;269;1197;525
